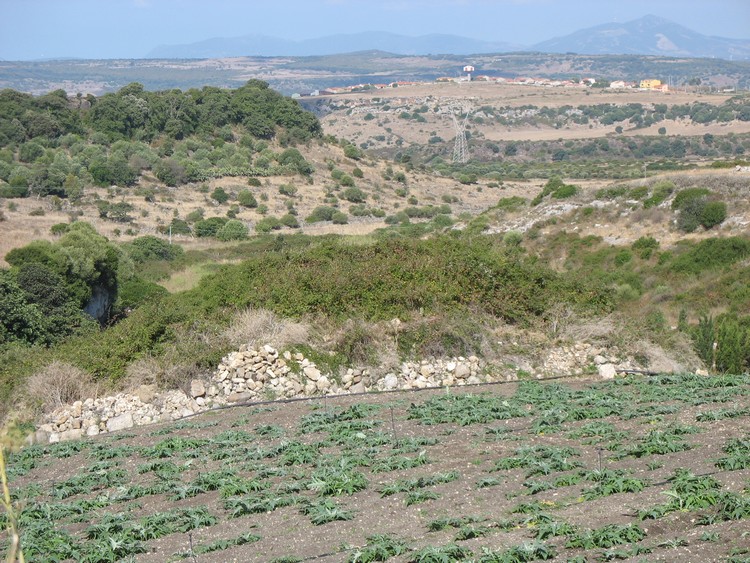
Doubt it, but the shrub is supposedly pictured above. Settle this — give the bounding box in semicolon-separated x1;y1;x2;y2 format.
306;206;337;223
277;148;313;175
714;315;749;374
614;250;632;267
117;277;169;310
552;184;578;199
194;217;228;237
341;187;367;203
216;220;249;241
595;186;628;200
701;201;727;229
672;188;711;210
278;184;297;197
352;167;364;178
676;196;725;232
0;185;29;198
671;237;750;275
677;198;704;233
632;236;659;259
210;187;230;204
503;231;523;247
248;177;262;187
19;142;45;163
167;218;191;235
154;159;186;186
343;144;362;160
125;236;184;262
280;214;300;228
50;223;70;236
237;189;258;208
643;181;674;208
332;211;348;225
495;196;526;211
255;217;282;233
186;208;205;223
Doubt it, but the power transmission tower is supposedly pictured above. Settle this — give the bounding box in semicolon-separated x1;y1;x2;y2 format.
452;109;472;164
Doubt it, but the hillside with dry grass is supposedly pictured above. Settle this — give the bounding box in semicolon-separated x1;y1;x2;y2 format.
1;63;750;563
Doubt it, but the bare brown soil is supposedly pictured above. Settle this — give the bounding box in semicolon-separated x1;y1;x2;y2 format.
9;375;750;562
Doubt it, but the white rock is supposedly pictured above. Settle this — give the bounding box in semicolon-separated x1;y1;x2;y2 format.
304;366;321;381
598;364;617;379
190;380;206;398
106;413;134;432
350;381;366;394
383;374;399;390
454;364;471;379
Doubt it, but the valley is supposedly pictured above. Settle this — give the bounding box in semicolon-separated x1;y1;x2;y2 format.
0;49;749;563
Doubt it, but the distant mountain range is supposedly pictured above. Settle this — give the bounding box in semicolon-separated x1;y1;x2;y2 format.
146;15;750;61
147;32;518;59
533;15;750;60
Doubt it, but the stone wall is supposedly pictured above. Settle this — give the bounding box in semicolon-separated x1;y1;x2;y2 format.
35;343;639;444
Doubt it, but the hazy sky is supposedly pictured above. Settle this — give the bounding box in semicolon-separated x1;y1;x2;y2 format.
1;0;748;60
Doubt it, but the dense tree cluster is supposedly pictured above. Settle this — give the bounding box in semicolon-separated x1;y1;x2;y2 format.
0;81;321;197
0;225;183;347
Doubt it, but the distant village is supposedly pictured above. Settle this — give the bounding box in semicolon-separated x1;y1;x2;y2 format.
293;67;669;98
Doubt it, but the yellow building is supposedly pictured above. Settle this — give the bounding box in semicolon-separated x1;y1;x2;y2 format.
639;79;662;89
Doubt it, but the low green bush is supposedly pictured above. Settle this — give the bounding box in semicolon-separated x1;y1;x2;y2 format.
643;181;674;208
671;237;750;275
306;206;338;223
217;220;249;241
672;187;711;210
632;236;659;259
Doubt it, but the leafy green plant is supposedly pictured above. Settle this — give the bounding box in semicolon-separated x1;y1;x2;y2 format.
566;523;646;549
348;534;409;563
300;499;355;525
408;543;473;563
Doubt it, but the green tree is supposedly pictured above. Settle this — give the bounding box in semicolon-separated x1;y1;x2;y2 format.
194;217;228;237
0;269;47;345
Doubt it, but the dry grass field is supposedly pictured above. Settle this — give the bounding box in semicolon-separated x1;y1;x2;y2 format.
316;82;748;147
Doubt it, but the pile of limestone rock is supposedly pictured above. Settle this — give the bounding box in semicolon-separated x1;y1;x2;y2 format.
35;343;642;444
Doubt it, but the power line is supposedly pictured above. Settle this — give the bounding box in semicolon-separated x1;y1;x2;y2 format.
452;108;472;164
